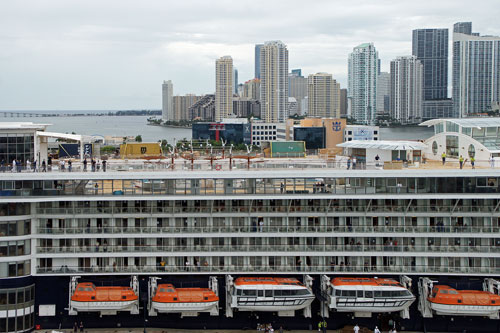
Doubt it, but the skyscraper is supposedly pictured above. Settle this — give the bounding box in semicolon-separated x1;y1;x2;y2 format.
233;68;239;94
348;43;378;125
412;28;448;100
453;23;500;117
215;56;234;122
289;71;308;115
376;72;390;115
162;80;173;121
307;73;340;118
260;41;289;123
453;22;472;35
340;89;348;117
254;44;263;79
390;56;423;124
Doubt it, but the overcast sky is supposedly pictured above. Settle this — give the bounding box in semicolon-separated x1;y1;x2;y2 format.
0;0;498;110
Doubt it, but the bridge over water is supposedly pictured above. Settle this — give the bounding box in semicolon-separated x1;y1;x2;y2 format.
0;111;60;118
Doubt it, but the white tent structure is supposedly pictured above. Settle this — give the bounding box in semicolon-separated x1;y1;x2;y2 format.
36;131;96;162
337;140;428;164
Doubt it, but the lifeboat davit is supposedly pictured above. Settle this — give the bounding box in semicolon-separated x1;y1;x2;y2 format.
231;277;314;313
329;277;415;315
70;282;139;314
428;285;500;316
151;283;219;313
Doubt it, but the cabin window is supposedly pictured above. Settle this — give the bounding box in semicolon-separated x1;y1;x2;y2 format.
91;296;95;300
265;290;272;297
296;289;310;296
236;289;242;296
85;288;93;291
204;297;208;301
365;291;373;298
122;296;126;299
492;300;496;304
281;290;291;296
335;289;341;297
374;291;382;298
457;299;462;303
449;290;458;295
440;290;448;294
356;290;363;298
274;290;282;296
78;288;84;291
257;290;264;297
167;289;174;292
173;297;177;301
159;288;166;292
342;290;356;297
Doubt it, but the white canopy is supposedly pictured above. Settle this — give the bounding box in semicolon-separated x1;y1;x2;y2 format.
337;140;427;150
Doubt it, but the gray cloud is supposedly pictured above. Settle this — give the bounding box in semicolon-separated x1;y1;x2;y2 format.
0;0;498;109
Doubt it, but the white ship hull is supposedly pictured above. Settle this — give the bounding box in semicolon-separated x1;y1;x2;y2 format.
233;297;314;312
70;300;138;312
330;297;415;313
430;302;500;316
152;301;218;313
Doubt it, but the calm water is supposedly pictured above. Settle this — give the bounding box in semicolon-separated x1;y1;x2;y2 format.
0;114;434;142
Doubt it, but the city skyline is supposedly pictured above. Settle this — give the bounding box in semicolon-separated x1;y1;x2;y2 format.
0;0;499;110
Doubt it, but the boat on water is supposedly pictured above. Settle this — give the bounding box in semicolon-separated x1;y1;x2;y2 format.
70;282;138;314
230;277;314;313
428;285;500;316
151;283;219;313
328;277;415;315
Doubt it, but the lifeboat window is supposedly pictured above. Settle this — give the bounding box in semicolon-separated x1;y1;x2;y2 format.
342;290;356;297
282;290;291;296
356;290;363;298
457;299;462;303
265;290;272;297
335;289;341;297
236;289;242;296
173;297;178;301
167;289;175;292
122;296;127;299
257;290;264;297
365;291;373;298
296;289;310;296
492;300;496;304
159;288;166;292
431;292;437;298
85;288;93;291
78;287;85;291
204;297;208;301
91;296;95;300
242;290;256;296
440;290;448;294
449;290;458;295
275;290;282;296
374;291;382;298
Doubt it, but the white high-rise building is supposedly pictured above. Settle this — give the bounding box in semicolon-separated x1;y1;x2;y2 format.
162;80;173;121
348;43;378;125
307;73;340;118
215;56;234;122
453;23;500;117
376;72;390;115
260;41;289;123
390;56;423;125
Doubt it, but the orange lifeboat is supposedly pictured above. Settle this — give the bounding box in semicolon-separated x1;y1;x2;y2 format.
329;277;415;314
151;283;219;313
70;282;138;313
428;285;500;316
231;277;314;312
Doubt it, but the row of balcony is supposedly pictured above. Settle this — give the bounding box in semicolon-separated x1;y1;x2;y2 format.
35;264;500;275
35;244;500;254
35;205;499;214
35;225;500;235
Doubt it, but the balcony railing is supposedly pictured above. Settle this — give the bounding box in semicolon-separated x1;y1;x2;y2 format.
35;244;500;254
36;225;500;235
35;264;500;275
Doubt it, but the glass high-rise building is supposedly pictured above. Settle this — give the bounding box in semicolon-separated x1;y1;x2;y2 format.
254;44;263;79
348;43;378;125
412;28;448;101
390;56;423;125
453;22;500;117
453;22;472;35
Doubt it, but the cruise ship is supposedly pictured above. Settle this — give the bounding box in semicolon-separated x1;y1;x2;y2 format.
2;119;500;333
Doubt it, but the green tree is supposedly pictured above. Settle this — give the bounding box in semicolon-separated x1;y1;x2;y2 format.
135;135;143;143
